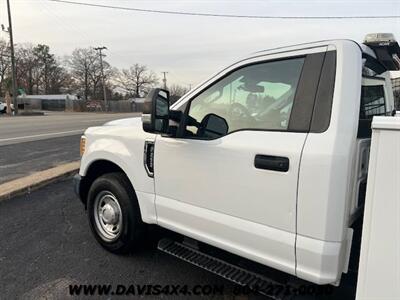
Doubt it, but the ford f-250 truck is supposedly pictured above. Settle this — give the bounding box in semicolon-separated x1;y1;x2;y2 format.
74;33;399;297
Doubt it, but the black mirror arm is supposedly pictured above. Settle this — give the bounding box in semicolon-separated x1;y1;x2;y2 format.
175;114;200;138
169;110;182;122
186;115;200;127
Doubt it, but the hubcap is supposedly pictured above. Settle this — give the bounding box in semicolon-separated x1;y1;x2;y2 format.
93;191;123;242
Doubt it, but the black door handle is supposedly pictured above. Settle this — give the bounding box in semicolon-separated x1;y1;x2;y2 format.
254;155;289;172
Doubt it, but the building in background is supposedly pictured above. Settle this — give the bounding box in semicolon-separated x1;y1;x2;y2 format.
129;97;145;112
17;94;78;111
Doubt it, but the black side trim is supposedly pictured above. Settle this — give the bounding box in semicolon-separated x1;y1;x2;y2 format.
73;174;83;202
310;50;337;133
357;119;372;138
288;52;325;132
143;141;155;177
254;155;289;172
366;42;400;71
362;53;387;75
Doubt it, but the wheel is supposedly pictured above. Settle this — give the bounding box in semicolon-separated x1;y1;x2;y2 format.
87;172;146;253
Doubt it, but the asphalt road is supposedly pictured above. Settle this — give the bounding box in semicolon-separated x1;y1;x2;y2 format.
0;112;140;184
0;112;140;146
0;135;80;184
0;179;258;300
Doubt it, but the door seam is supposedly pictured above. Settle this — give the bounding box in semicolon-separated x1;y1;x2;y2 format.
294;133;309;277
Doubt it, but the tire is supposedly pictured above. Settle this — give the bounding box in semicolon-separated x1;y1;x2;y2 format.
87;172;146;253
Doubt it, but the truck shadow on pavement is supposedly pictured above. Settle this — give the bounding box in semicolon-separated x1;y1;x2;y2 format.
0;178;265;299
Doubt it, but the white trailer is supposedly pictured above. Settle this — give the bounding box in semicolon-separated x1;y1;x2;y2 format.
356;115;400;300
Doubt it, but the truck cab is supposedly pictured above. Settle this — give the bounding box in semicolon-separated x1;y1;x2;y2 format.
74;34;398;290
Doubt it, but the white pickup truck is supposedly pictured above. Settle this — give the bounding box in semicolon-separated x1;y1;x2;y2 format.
74;33;400;297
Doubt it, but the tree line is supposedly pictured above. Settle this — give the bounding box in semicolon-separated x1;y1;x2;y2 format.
0;39;189;101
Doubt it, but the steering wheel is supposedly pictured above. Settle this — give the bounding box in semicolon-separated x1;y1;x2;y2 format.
229;102;252;120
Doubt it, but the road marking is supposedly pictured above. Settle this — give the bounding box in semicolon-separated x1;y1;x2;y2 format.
78;118;112;123
0;129;84;142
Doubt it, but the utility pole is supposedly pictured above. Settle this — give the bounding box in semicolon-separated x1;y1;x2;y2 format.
4;0;18;115
94;46;108;111
161;71;168;90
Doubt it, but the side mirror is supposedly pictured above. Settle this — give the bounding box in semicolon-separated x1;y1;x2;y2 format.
142;88;170;133
198;113;229;138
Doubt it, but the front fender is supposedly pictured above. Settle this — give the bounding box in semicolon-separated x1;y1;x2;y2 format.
80;128;157;224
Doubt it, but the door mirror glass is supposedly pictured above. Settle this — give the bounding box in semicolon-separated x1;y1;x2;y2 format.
198;113;229;138
142;88;170;133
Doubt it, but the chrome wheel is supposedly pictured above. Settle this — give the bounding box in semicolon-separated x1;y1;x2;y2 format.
93;191;123;242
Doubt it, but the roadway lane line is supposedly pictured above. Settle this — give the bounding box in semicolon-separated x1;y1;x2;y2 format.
0;129;84;142
78;118;113;123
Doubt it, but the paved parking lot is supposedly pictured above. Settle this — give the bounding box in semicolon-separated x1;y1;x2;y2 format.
0;178;264;299
0;176;358;299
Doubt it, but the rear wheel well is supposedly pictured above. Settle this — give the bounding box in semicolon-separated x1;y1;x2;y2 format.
80;160;131;207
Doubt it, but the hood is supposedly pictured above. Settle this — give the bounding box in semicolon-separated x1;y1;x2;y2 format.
103;116;142;127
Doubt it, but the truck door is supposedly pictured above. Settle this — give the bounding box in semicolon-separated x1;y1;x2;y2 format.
153;48;330;275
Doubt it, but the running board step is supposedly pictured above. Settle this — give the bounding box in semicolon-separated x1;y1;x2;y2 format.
157;238;286;299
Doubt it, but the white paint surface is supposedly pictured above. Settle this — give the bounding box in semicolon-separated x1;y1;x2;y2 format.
356;116;400;300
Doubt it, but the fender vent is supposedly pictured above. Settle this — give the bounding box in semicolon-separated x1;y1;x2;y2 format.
143;141;154;177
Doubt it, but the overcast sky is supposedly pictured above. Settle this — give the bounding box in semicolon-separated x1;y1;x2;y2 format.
1;0;399;86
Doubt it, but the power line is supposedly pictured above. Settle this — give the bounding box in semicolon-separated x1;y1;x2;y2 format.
36;1;152;65
49;0;400;19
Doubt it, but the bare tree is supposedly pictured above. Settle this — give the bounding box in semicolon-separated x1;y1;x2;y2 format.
68;47;113;100
169;83;190;103
117;64;158;97
4;43;169;102
33;44;57;94
15;44;36;94
89;60;115;100
68;48;97;100
14;43;68;95
0;39;11;97
47;64;73;94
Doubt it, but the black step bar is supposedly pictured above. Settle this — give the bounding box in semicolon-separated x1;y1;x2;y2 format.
158;238;289;299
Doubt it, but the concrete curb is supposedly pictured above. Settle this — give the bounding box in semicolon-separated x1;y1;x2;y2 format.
0;161;80;202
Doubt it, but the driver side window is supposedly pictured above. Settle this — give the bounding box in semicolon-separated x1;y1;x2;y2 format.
186;57;305;138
